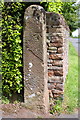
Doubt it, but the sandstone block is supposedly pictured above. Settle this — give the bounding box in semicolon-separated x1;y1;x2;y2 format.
53;94;59;98
48;47;57;51
48;76;63;83
49;54;63;60
47;26;63;33
48;66;63;70
48;71;54;77
53;94;63;99
46;25;63;28
48;50;57;54
54;70;63;76
47;36;63;43
52;89;63;94
46;12;69;31
23;5;49;113
48;83;55;90
58;47;63;53
56;84;63;91
48;63;52;67
52;60;63;67
48;42;63;47
47;59;53;63
49;90;53;98
47;60;63;67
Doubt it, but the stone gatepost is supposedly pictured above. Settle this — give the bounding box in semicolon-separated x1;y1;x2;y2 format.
23;5;49;113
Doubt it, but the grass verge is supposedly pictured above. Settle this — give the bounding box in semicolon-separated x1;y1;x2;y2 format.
62;42;79;113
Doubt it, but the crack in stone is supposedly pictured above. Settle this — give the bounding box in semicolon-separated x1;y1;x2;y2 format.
27;47;43;62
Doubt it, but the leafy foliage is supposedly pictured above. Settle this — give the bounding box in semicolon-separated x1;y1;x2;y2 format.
50;99;62;114
43;2;78;33
61;2;78;33
46;2;63;14
2;2;41;99
2;2;25;98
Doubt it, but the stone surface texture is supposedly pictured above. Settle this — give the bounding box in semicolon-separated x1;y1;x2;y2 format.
23;5;49;113
46;12;69;101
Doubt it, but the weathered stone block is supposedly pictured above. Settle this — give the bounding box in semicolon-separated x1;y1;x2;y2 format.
49;54;63;60
48;71;54;77
46;33;63;43
46;12;69;31
53;94;63;98
48;63;52;67
47;26;63;33
49;90;53;98
52;60;63;67
47;60;63;67
48;76;63;83
48;66;63;70
54;70;63;76
48;46;57;51
56;84;63;91
47;50;57;53
52;89;63;94
48;42;63;47
58;47;64;53
48;83;55;90
23;5;49;113
53;94;60;98
46;12;62;26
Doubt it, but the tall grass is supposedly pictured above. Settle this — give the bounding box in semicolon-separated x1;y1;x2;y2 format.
63;42;78;113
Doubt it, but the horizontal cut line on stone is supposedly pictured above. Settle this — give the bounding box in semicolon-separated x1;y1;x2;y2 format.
46;26;63;29
48;65;63;68
48;81;63;84
46;37;63;40
48;52;63;54
48;43;63;47
48;76;63;79
49;57;63;60
48;77;63;82
47;50;57;52
48;53;63;55
48;64;63;67
49;54;63;58
46;25;63;28
48;67;63;71
46;33;63;36
47;59;63;62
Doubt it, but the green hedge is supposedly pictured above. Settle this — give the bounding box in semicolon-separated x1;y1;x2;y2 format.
2;2;26;98
2;2;45;98
2;3;21;97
